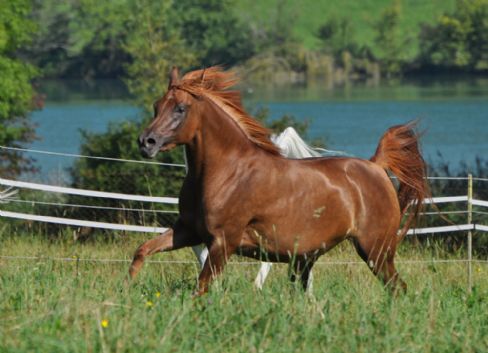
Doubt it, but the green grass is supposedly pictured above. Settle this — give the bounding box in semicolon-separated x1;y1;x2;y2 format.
236;0;456;57
1;233;487;353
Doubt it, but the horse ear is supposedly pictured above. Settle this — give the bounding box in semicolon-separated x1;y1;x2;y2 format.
169;66;180;87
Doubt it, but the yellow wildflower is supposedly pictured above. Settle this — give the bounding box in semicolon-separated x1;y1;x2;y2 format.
155;291;161;298
101;319;109;328
146;300;153;308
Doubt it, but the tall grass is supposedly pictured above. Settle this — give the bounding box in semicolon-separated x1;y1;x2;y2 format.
1;232;486;353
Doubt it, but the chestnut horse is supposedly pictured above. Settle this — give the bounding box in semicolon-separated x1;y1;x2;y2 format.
191;126;331;290
129;66;429;295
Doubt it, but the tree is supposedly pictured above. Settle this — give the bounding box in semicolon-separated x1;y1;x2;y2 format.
318;17;357;57
27;0;132;79
174;0;257;67
418;0;488;71
460;0;488;69
0;0;39;177
374;0;407;77
123;0;195;109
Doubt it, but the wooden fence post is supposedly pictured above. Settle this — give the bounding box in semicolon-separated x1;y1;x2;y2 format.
467;173;473;294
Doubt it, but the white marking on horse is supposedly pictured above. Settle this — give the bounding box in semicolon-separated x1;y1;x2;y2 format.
313;206;326;218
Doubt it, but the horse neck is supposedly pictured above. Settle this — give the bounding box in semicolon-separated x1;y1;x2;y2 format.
184;100;256;178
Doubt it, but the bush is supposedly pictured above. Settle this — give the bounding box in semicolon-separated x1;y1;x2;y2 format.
418;0;488;71
410;156;488;256
67;118;184;229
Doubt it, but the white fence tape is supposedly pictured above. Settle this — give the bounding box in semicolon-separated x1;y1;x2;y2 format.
3;176;485;208
0;145;186;167
472;199;488;208
0;178;178;204
1;255;487;265
425;196;468;204
9;198;179;214
406;224;474;235
1;210;487;235
1;177;488;235
475;224;488;232
0;210;168;233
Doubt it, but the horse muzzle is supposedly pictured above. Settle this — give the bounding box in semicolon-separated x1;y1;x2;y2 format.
138;131;168;158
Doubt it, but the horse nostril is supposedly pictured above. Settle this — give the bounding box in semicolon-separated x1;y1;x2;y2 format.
146;137;156;146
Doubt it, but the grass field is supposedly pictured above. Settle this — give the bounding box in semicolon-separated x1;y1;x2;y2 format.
236;0;456;57
1;233;487;353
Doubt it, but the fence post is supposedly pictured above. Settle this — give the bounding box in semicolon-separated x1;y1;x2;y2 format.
467;173;473;294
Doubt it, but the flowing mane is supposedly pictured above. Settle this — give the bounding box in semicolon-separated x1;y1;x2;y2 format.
177;67;281;155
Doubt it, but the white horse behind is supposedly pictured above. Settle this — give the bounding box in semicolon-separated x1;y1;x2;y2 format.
191;127;344;290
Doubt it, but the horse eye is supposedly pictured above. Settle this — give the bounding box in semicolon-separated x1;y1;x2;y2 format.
174;104;186;114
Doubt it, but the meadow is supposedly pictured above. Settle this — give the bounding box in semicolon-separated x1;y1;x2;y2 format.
235;0;456;56
1;232;486;353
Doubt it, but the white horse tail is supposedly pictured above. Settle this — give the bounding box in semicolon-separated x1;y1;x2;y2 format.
272;127;346;159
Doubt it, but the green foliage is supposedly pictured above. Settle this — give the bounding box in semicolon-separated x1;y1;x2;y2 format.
236;0;456;58
374;1;408;77
23;0;482;81
27;0;131;78
123;0;195;110
72;120;184;197
27;0;258;79
315;17;378;80
418;0;488;71
0;0;38;177
69;118;184;226
174;0;257;66
318;18;357;57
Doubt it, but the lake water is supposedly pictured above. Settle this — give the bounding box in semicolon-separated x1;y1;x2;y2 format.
29;77;488;179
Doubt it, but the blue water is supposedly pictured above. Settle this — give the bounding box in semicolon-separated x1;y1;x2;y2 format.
259;100;488;164
28;79;488;179
30;102;139;180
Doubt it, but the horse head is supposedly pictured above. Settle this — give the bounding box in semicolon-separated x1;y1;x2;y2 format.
138;66;201;158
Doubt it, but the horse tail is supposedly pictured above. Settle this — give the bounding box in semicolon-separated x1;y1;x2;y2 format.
370;121;430;238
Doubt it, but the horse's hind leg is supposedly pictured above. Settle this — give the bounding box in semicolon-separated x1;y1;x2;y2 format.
254;262;273;290
352;235;407;294
289;258;315;292
192;244;208;269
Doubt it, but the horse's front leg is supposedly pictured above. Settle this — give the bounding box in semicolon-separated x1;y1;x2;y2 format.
129;224;200;279
194;236;238;296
